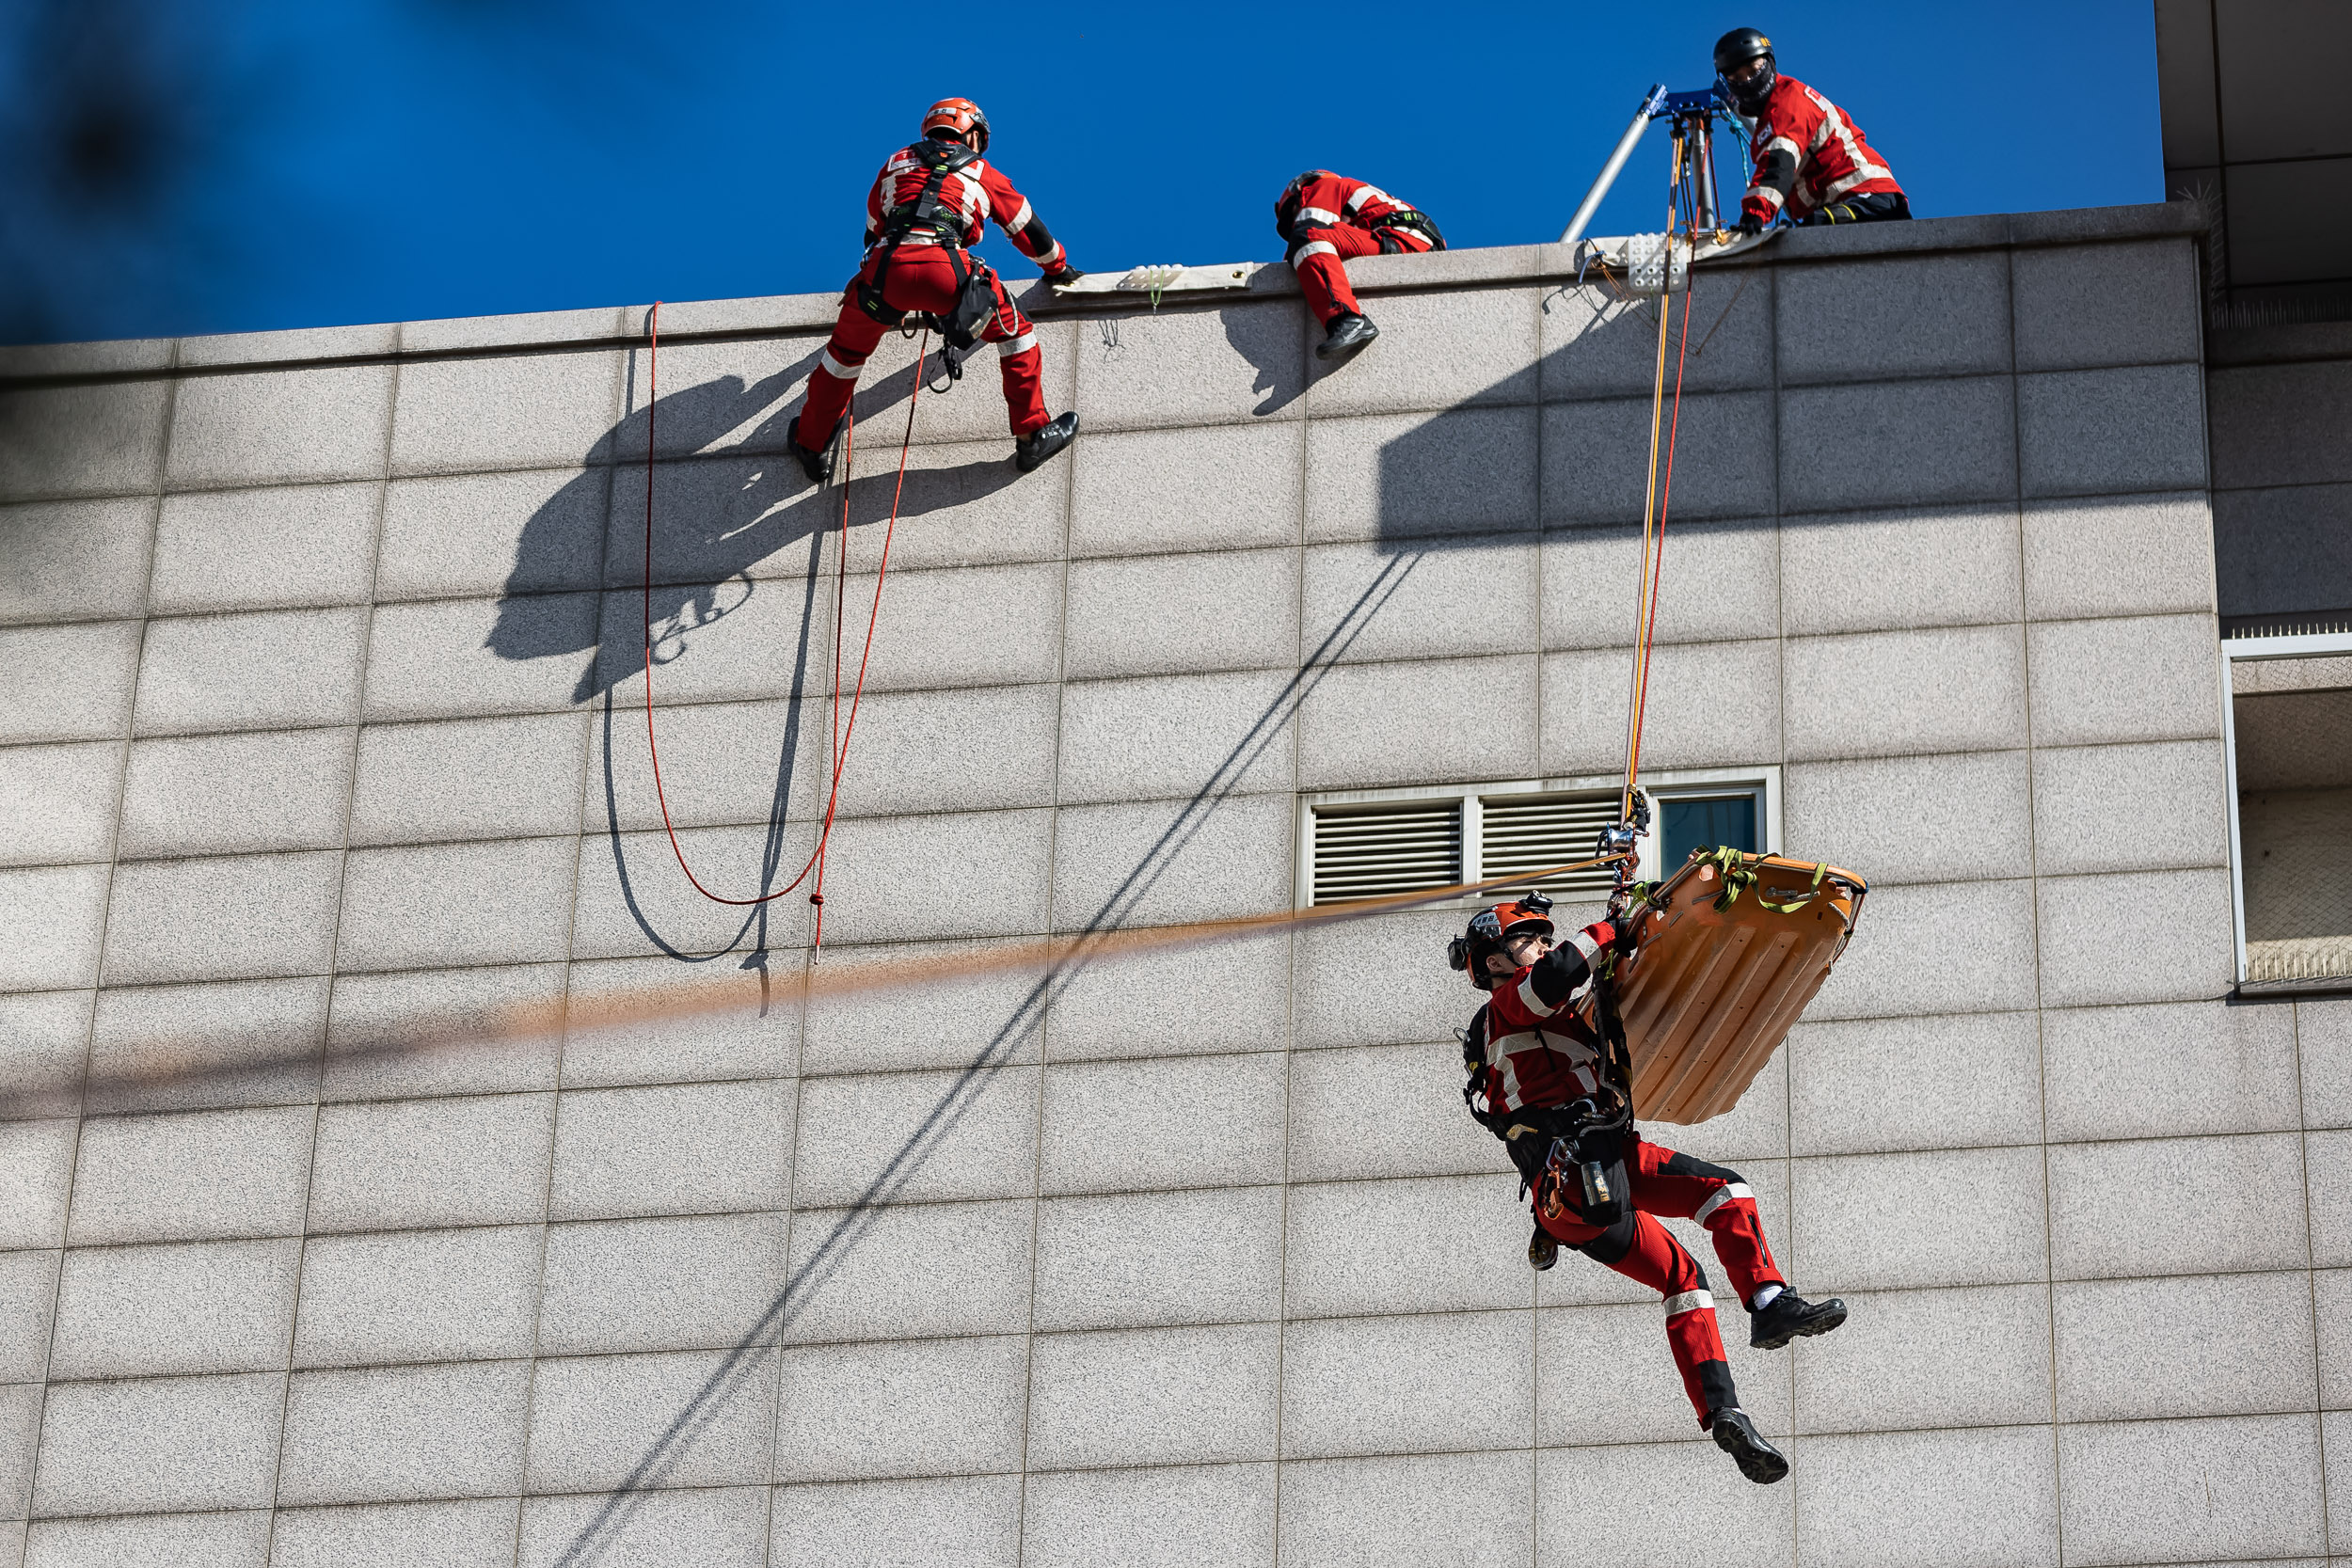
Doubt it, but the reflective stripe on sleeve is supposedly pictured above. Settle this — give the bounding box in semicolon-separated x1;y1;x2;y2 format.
1516;972;1559;1019
1007;198;1033;231
1297;205;1340;226
1816;167;1876;203
1292;240;1338;261
1663;1289;1714;1318
1692;1183;1754;1226
1344;184;1393;214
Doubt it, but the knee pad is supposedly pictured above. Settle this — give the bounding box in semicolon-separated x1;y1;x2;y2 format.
1572;1212;1639;1267
1662;1149;1742;1185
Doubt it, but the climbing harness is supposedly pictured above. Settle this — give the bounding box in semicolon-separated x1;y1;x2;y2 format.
639;300;928;952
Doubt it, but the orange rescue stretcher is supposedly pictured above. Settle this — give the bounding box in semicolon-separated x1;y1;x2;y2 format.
1576;850;1868;1126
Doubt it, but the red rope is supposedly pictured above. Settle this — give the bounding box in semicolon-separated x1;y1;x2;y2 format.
640;301;923;948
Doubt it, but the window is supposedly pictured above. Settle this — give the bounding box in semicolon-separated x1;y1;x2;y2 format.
1297;768;1780;909
1659;792;1759;869
2225;634;2352;991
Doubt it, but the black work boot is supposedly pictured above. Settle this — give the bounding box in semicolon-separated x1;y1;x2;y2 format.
786;415;837;486
1316;312;1378;358
1015;410;1079;472
1528;1220;1559;1271
1710;1407;1788;1484
1749;1288;1848;1351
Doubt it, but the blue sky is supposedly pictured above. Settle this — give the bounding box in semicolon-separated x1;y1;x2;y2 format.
2;0;2163;343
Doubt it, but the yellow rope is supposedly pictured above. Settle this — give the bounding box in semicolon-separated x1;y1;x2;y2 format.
1622;130;1683;823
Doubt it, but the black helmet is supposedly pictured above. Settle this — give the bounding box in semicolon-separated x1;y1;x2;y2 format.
1447;893;1554;991
1713;27;1776;113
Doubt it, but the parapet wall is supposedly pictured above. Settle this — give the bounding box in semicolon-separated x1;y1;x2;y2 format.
4;201;2344;1567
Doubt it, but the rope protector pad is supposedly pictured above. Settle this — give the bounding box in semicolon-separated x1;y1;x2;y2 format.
1578;849;1868;1124
1625;231;1690;294
1049;261;1265;294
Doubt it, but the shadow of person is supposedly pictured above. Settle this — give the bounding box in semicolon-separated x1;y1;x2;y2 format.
486;345;1025;706
485;336;1032;969
1222;293;1309;418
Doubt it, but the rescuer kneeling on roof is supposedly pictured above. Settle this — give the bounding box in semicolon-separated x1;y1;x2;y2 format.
1452;894;1846;1484
1274;170;1445;359
787;98;1083;483
1715;28;1910;230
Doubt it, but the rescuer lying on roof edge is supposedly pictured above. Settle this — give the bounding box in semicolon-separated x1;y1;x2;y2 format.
787;97;1082;485
1274;170;1445;359
1451;893;1847;1485
1715;27;1911;230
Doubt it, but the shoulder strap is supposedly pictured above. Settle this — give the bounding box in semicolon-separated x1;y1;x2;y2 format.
865;142;981;317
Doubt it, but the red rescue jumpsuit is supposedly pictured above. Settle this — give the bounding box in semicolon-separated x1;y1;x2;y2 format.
1739;75;1906;228
1476;921;1788;1428
796;141;1072;449
1274;171;1444;326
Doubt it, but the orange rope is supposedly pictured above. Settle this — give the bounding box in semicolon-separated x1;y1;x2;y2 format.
20;847;1641;1118
1620;136;1701;831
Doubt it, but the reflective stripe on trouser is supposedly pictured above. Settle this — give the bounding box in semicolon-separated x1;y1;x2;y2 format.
796;245;1049;442
1629;1140;1785;1307
1535;1196;1739;1424
1286;222;1381;325
1533;1134;1787;1426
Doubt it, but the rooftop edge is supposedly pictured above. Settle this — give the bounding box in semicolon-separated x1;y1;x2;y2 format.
0;200;2204;384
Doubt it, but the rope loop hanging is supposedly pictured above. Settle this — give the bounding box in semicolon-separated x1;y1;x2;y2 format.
638;301;927;951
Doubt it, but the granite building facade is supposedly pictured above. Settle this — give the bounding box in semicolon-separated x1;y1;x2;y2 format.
3;200;2348;1566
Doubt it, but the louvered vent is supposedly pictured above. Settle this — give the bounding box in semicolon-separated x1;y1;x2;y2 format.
1480;792;1625;898
1311;800;1461;905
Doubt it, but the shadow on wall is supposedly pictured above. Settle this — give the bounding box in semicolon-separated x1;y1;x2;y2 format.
1369;273;1775;554
485;345;1024;706
549;552;1425;1567
485;342;1032;960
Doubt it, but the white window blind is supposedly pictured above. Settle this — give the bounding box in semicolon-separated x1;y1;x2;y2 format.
1297;769;1778;910
1479;791;1625;899
1310;800;1461;905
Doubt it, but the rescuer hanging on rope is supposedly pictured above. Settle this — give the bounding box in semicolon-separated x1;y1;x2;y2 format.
1715;28;1910;230
1274;170;1445;358
787;98;1083;483
1452;894;1846;1484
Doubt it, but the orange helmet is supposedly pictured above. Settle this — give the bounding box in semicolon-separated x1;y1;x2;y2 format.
1448;892;1555;990
921;97;990;154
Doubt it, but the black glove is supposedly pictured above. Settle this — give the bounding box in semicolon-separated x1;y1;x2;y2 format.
1736;212;1765;237
1043;265;1085;288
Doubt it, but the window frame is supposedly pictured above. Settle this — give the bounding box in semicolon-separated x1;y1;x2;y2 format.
1295;765;1782;910
2220;627;2352;991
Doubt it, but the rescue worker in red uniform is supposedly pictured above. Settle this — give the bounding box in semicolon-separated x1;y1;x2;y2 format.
787;99;1082;484
1451;894;1846;1484
1274;171;1445;358
1714;28;1910;230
